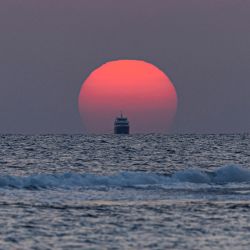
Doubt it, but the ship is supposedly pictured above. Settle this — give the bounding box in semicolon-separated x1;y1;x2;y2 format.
114;113;130;134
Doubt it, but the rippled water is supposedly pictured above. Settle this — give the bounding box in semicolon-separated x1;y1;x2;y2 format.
0;134;250;249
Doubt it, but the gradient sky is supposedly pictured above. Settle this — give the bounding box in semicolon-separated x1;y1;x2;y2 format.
0;0;249;133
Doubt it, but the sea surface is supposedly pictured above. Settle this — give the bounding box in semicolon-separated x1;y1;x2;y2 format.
0;134;250;249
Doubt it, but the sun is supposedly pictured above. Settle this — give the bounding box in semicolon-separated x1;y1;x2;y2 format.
78;60;178;134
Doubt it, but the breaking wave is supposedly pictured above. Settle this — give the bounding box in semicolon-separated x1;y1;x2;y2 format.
0;165;250;190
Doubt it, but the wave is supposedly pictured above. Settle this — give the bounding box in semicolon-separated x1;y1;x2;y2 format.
0;166;250;190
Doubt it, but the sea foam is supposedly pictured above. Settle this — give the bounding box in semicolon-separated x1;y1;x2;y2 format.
0;165;250;190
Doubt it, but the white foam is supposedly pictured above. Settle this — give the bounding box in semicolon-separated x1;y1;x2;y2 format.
0;165;249;190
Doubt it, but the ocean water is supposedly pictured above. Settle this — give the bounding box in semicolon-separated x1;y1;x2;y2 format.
0;134;250;249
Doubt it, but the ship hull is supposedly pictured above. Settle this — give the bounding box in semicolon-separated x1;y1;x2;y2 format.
114;126;129;134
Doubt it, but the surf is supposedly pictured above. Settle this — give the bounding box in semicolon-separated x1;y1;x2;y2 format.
0;165;250;190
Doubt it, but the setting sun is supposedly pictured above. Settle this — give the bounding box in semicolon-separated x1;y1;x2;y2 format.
78;60;178;134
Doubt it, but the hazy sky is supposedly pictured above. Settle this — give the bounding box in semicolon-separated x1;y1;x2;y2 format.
0;0;249;133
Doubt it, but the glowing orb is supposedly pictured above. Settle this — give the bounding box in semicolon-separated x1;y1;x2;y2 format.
78;60;178;133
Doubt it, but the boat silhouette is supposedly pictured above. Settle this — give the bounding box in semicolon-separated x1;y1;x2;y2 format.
114;113;130;134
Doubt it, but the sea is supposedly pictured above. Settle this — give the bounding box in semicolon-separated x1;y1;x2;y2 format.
0;134;250;249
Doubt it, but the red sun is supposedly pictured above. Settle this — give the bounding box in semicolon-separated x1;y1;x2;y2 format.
78;60;178;134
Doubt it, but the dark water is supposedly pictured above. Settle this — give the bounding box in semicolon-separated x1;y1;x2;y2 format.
0;134;250;249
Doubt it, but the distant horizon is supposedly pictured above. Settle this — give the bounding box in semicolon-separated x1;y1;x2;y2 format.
0;132;249;136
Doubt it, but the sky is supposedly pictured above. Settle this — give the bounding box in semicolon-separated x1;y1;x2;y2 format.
0;0;249;134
